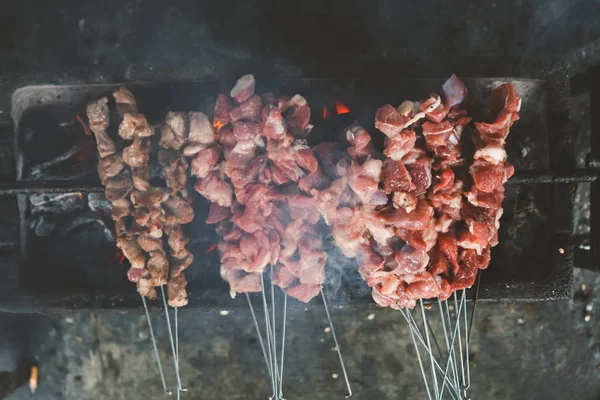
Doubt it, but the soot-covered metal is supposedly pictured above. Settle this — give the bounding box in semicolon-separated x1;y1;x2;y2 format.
0;74;583;312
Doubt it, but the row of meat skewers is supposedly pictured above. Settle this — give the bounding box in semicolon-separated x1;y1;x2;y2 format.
85;73;520;398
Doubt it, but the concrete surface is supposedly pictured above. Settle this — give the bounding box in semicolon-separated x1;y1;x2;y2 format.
2;268;600;399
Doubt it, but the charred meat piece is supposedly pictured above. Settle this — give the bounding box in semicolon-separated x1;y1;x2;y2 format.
86;97;115;158
105;169;133;201
130;187;170;207
132;165;150;191
170;251;194;277
165;225;189;254
98;153;124;183
111;198;132;220
116;238;146;269
147;251;169;286
163;197;195;225
160;112;188;150
122;136;150;168
159;149;189;197
167;274;188;307
119;113;154;140
137;234;164;253
137;277;158;300
112;87;138;116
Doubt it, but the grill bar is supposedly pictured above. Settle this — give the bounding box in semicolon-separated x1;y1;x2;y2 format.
0;170;596;196
0;180;103;195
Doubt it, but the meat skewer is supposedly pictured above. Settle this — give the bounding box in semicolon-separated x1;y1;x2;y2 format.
366;77;518;399
88;87;197;397
187;74;352;399
87;95;173;396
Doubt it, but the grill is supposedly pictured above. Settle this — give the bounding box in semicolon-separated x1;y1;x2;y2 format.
0;67;592;312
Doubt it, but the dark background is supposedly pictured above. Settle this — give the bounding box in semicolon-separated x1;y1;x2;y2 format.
1;0;600;399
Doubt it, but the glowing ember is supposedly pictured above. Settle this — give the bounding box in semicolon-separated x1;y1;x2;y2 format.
76;115;92;136
335;101;350;115
206;243;218;254
213;119;227;133
322;107;328;119
77;192;84;198
73;151;87;163
112;248;126;264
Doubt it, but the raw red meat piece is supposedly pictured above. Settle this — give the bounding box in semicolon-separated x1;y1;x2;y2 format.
214;94;232;124
272;264;296;288
296;147;319;173
489;82;521;114
225;140;256;178
370;200;433;230
428;246;449;276
230;95;262;122
298;166;331;194
331;209;368;258
233;121;262;140
405;156;433;194
190;145;221;178
346;124;375;159
456;223;492;255
262;105;287;139
285;284;321;303
220;265;262;295
188;112;216;146
441;74;468;107
405;273;440;300
285;95;311;134
433;169;455;193
375;104;410;137
393;246;430;274
474;145;507;165
381;159;415;193
384;130;417;161
230;74;256;103
422;94;450;123
195;171;233;207
474;83;521;145
392;192;418;212
470;161;506;193
268;146;305;182
438;233;460;274
466;188;505;209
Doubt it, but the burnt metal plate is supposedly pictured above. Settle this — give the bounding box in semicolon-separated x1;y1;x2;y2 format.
0;77;573;312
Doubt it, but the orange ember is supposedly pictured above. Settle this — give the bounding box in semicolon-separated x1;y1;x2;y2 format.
76;115;92;136
73;152;87;163
77;192;84;198
112;248;126;264
213;119;227;133
335;101;350;115
322;107;328;119
206;243;218;254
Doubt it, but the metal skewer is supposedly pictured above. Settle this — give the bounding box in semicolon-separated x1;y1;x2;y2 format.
278;294;287;400
142;294;172;396
160;286;185;396
321;289;352;398
270;267;280;399
246;293;273;376
174;307;188;392
401;273;479;400
260;274;277;399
